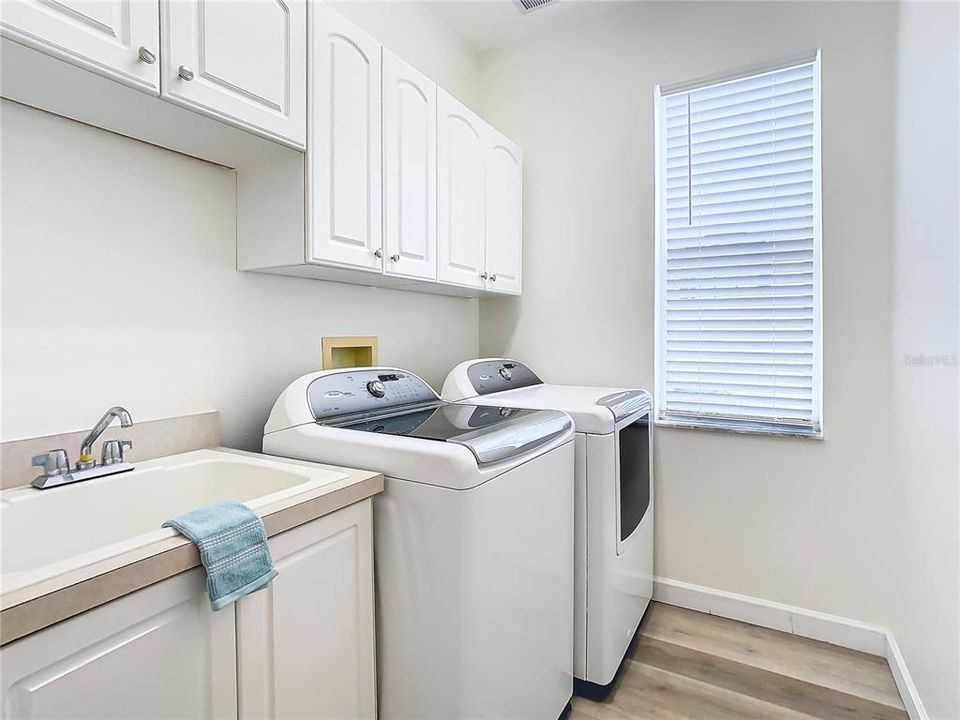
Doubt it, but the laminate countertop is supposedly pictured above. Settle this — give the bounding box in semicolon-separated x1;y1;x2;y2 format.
0;448;383;646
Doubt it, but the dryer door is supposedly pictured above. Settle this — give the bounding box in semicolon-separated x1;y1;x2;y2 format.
616;411;651;548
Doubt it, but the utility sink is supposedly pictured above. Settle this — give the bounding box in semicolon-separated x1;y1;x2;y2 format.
1;449;347;591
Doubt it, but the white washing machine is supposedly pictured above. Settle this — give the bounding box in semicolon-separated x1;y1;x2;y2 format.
263;367;576;719
442;359;653;687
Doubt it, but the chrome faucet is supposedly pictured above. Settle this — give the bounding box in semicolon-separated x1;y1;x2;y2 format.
78;406;133;469
31;406;136;489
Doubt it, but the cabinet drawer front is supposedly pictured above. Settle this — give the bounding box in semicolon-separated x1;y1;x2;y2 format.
438;89;486;289
0;0;160;93
161;0;306;148
308;4;383;272
1;570;237;720
383;49;437;282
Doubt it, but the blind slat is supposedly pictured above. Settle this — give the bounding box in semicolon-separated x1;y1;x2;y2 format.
667;264;813;279
666;310;814;320
667;183;813;210
666;197;814;222
666;238;813;258
666;146;814;178
667;370;815;382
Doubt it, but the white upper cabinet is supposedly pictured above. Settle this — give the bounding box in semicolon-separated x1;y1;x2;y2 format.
0;0;161;93
161;0;307;149
308;3;383;272
235;5;523;296
484;131;523;295
437;89;486;289
382;50;437;282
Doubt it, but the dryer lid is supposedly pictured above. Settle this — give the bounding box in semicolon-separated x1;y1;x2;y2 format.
446;382;652;434
596;390;652;422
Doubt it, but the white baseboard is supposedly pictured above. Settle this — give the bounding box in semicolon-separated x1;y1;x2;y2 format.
652;577;928;720
885;632;929;720
652;577;887;653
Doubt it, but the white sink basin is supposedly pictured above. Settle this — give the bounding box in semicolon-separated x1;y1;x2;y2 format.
1;449;347;590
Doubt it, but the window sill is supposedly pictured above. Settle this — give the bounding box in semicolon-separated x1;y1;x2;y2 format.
655;416;823;440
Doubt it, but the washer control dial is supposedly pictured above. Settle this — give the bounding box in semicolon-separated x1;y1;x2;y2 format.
367;380;386;398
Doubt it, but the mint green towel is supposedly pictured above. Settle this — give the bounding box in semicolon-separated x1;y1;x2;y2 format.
163;500;277;611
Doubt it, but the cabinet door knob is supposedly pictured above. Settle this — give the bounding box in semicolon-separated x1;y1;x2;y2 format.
480;272;488;280
138;47;157;64
373;248;383;258
178;65;195;81
490;274;498;282
390;254;400;262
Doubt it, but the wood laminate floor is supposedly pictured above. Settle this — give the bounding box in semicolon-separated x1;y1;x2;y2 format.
570;603;908;720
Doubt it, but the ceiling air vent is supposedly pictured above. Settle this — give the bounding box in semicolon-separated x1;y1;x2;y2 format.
514;0;557;14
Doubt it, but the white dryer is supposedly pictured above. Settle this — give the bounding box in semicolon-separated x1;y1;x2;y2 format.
442;359;653;687
263;367;576;719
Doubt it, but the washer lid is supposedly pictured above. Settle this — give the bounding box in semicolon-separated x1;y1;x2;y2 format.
329;402;572;466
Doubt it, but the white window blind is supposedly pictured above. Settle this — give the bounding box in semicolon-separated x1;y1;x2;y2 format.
655;53;822;435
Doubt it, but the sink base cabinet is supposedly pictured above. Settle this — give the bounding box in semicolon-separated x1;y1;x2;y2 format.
237;499;377;720
1;569;238;720
0;500;376;720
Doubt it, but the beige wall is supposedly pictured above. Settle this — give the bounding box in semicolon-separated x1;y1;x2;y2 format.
0;3;481;450
891;2;960;716
478;2;958;716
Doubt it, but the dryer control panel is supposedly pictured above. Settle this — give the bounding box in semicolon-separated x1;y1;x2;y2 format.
467;360;542;396
307;369;439;422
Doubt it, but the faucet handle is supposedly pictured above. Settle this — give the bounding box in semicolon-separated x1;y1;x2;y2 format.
32;450;71;477
101;440;133;466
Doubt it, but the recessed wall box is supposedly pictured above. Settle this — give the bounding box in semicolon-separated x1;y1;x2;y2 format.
322;337;379;370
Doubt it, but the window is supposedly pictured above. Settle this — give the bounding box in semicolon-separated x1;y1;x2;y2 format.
654;52;822;437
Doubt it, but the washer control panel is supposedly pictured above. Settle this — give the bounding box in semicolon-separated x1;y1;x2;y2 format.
308;369;438;422
467;360;542;396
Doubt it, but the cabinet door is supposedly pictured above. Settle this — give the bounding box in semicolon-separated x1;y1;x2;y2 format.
1;570;236;720
484;130;523;295
437;89;486;289
0;0;160;93
160;0;306;148
309;4;383;272
237;500;377;720
382;50;437;282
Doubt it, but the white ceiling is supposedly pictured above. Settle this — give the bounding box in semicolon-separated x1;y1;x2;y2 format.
426;0;620;54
